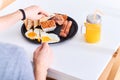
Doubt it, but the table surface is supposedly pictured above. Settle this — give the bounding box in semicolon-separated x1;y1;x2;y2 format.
0;0;120;80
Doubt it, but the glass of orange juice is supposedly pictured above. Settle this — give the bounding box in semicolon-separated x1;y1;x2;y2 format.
84;14;101;43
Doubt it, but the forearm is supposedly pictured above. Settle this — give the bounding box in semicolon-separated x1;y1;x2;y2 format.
0;10;23;30
34;65;47;80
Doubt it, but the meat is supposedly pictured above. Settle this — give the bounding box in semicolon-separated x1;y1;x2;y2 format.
52;14;68;25
51;14;72;38
24;13;72;38
59;21;68;37
59;20;72;38
65;21;72;35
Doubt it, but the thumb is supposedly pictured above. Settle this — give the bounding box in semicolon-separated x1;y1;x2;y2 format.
40;42;49;51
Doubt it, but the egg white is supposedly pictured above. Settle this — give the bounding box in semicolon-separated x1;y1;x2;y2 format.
25;29;42;40
25;29;60;43
34;28;42;39
25;29;36;39
41;32;60;43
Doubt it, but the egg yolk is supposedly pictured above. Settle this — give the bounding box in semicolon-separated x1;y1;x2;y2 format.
42;36;51;42
28;32;37;38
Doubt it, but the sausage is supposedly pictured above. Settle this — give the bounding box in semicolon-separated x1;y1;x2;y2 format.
65;21;72;35
59;20;68;37
60;20;68;32
60;31;67;37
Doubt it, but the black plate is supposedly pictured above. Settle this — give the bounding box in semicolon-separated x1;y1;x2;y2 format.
21;16;78;44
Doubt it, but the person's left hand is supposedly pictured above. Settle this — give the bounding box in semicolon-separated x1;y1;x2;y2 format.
24;5;49;20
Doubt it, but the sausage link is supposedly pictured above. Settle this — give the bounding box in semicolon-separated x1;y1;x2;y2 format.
60;31;67;37
59;20;68;37
65;21;72;35
60;20;68;32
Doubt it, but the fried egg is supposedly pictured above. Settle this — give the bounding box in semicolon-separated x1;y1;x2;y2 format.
41;32;60;43
25;29;60;43
25;29;37;40
25;29;42;40
34;28;42;42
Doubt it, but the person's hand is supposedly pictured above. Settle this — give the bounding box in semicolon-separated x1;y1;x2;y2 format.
24;5;49;20
33;42;53;71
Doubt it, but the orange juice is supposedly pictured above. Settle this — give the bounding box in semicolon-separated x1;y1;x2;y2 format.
84;14;101;43
84;23;101;43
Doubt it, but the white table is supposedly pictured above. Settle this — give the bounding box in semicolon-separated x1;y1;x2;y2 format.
0;0;120;80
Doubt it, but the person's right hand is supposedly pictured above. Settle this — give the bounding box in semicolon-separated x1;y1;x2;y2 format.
33;43;53;71
24;5;49;20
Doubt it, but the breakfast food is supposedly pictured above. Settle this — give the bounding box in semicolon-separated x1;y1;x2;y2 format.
52;14;68;25
41;32;60;43
53;14;64;25
34;28;42;42
24;19;33;31
62;14;68;21
25;28;42;42
39;16;50;22
40;20;56;32
39;13;55;22
25;29;37;40
25;28;60;43
24;19;28;28
51;13;72;38
33;20;39;28
65;21;72;35
59;20;68;37
23;13;74;43
59;20;72;38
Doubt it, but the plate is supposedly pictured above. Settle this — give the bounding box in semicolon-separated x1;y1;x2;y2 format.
21;16;78;44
